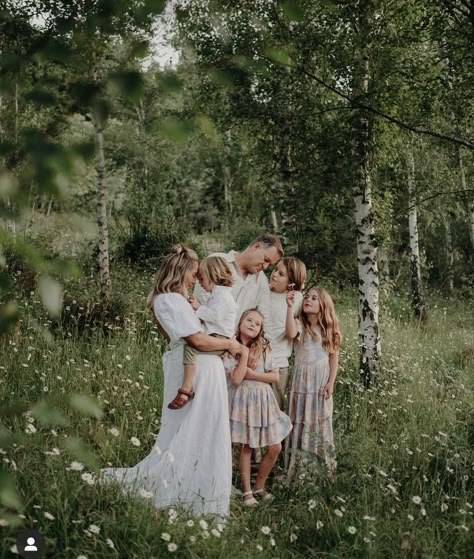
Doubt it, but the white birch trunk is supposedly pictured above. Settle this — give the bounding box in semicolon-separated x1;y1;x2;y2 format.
407;146;427;319
351;0;380;386
445;217;454;292
458;147;474;252
94;112;111;302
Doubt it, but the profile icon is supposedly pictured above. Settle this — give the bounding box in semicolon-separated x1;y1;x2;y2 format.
16;529;45;558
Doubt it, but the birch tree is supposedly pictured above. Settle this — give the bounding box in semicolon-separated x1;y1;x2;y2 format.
406;143;427;318
351;0;381;385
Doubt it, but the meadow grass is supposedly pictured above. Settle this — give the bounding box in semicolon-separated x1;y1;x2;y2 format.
1;268;473;558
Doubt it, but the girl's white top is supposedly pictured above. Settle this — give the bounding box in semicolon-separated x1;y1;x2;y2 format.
195;285;237;338
265;290;303;368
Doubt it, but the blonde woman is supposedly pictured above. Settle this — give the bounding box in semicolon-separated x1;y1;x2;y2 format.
168;256;237;410
101;244;243;517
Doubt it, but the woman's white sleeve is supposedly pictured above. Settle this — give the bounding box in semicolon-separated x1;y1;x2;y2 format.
154;293;203;340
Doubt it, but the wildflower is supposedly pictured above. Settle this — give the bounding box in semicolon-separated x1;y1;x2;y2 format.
69;462;84;471
334;509;343;517
217;522;225;532
25;424;37;434
441;503;448;512
420;507;426;516
407;514;414;521
88;524;100;535
130;437;141;447
10;545;19;554
290;533;297;542
308;499;317;511
161;533;171;542
167;543;178;552
347;526;357;534
0;519;9;527
199;519;209;530
189;536;196;543
106;539;115;550
108;427;119;437
201;530;209;539
316;521;324;530
81;473;95;486
270;537;276;546
261;526;271;535
363;515;376;521
43;512;55;520
460;525;469;532
211;529;221;538
77;556;88;559
412;496;422;505
186;520;194;528
256;544;263;551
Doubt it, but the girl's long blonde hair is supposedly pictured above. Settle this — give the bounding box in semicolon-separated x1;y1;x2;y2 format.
300;287;342;353
236;308;270;365
146;244;199;308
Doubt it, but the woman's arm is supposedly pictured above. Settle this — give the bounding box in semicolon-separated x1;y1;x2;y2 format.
184;332;241;356
322;351;339;399
228;347;250;386
285;291;299;339
244;368;279;384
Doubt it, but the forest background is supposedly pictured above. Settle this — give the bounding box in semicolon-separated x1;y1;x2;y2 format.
0;1;473;558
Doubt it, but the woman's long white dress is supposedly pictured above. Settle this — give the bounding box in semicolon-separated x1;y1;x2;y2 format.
101;292;232;516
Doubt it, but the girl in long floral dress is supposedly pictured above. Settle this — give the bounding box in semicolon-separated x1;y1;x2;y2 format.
285;287;342;478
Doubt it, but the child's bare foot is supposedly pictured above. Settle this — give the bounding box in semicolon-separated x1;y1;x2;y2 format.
168;388;194;410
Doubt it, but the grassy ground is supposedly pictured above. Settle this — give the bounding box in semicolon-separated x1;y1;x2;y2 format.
1;266;473;558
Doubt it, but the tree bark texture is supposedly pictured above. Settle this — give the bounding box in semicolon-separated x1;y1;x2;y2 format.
407;146;428;319
351;0;381;387
94;113;111;302
458;147;474;253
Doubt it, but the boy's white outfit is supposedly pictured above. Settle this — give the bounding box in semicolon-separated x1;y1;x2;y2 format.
196;285;237;337
193;250;270;326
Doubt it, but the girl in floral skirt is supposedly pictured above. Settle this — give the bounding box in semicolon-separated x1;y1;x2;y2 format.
285;287;342;478
224;308;292;507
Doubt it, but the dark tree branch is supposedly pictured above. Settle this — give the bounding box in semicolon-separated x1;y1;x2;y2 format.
401;188;474;215
255;53;474;150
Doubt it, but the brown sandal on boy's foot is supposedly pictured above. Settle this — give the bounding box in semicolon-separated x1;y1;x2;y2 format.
167;388;195;410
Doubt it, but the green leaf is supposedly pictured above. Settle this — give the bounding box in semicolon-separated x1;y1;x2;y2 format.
0;511;23;528
109;70;145;101
264;46;293;66
158;118;194;144
38;276;63;318
159;74;183;92
194;115;218;143
70;394;103;419
31;401;68;427
0;471;23;511
0;301;19;334
281;1;305;22
63;437;98;470
0;173;18;197
25;89;57;107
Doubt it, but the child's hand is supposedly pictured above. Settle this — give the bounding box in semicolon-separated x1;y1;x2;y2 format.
188;295;200;310
322;382;334;399
286;290;296;308
247;348;258;370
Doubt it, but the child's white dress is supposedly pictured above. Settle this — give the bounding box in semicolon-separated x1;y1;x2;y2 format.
285;326;336;474
224;351;292;448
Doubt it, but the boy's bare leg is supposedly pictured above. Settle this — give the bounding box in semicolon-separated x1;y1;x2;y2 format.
168;364;196;409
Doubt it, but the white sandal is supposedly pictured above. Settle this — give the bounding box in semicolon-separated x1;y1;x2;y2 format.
242;490;258;508
253;488;274;502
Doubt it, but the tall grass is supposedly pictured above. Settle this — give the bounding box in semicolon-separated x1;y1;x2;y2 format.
1;268;473;558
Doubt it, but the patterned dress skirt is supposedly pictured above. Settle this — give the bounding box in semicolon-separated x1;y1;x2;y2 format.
285;336;336;476
228;379;292;449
